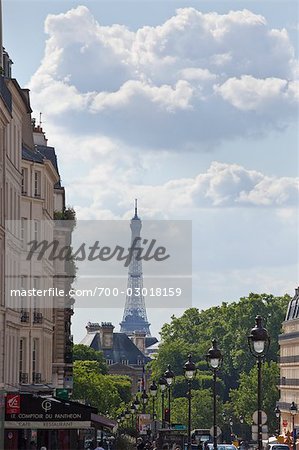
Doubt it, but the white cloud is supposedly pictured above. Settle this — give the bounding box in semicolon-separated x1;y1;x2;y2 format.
28;5;298;150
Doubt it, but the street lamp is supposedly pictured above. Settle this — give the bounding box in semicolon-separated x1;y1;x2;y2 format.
239;415;244;442
206;339;222;450
159;376;167;428
274;406;281;435
248;315;270;450
184;354;197;450
150;381;158;438
164;364;175;428
141;390;149;414
130;402;136;429
290;401;297;450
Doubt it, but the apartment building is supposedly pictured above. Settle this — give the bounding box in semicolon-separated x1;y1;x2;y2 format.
278;287;299;435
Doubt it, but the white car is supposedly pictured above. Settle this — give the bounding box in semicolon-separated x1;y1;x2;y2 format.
267;445;290;450
208;444;238;450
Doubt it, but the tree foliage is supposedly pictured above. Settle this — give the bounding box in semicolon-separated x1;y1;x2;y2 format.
73;344;108;374
151;293;289;399
229;361;280;433
72;361;132;415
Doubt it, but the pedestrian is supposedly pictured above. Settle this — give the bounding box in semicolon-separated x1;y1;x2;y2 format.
94;442;105;450
137;437;145;449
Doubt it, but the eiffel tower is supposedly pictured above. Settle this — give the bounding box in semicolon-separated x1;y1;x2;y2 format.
120;200;151;336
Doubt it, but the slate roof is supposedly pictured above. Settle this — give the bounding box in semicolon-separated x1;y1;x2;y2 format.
83;332;150;365
22;145;62;188
285;287;299;321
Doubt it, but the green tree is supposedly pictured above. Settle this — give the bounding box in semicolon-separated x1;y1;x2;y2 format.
73;344;107;374
151;293;289;399
229;361;279;433
171;389;222;430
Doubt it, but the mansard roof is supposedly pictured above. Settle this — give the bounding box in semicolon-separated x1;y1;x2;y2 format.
285;287;299;321
81;329;150;365
22;145;62;188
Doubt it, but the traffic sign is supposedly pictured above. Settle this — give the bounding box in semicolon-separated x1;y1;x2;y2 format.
55;388;69;400
252;410;267;425
210;426;222;437
172;424;187;430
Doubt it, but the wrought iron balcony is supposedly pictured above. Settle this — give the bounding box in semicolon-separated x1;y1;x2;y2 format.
19;372;29;384
20;310;30;323
32;372;42;384
279;377;299;386
33;312;43;324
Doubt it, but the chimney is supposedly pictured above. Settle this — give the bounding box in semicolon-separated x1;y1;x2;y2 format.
86;322;101;333
100;322;114;349
131;330;146;354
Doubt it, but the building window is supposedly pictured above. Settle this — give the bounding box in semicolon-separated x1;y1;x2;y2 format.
121;359;129;365
34;171;41;197
21;218;27;248
106;359;114;365
137;359;143;366
21;168;28;195
32;338;39;381
33;220;40;241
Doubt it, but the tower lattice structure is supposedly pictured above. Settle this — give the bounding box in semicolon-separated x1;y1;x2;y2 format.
120;201;151;336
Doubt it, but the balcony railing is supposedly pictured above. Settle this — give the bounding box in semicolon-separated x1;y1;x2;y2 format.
279;355;299;364
32;372;42;384
279;378;299;386
33;312;43;324
19;372;29;384
20;310;30;323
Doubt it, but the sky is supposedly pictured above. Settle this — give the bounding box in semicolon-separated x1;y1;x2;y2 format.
3;0;299;343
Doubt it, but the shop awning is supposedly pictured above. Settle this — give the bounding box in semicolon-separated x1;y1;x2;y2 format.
91;413;117;430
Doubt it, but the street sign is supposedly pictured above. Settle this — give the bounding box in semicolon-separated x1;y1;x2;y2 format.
172;424;187;430
55;388;69;400
252;410;267;425
210;426;222;437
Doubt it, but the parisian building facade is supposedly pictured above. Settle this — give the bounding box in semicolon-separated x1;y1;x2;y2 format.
0;35;76;449
278;287;299;436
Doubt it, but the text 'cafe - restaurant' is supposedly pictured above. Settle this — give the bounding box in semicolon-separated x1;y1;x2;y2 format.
4;392;116;449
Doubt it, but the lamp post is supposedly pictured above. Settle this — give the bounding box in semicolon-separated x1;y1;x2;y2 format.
184;354;197;450
229;418;234;442
164;364;175;428
141;389;149;414
206;339;222;450
134;395;140;441
274;406;281;436
150;381;158;438
239;415;244;442
159;376;167;428
125;408;130;429
248;315;270;450
290;401;297;450
130;402;136;429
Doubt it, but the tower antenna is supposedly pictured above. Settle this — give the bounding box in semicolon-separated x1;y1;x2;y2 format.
134;198;138;218
39;112;42;127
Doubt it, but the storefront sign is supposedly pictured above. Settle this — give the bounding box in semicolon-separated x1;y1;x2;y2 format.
6;394;20;414
5;421;91;429
5;393;95;429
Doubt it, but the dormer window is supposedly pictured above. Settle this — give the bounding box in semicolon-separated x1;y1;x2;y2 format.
106;359;114;365
121;359;129;365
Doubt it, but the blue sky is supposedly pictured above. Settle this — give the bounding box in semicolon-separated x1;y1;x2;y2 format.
3;0;298;342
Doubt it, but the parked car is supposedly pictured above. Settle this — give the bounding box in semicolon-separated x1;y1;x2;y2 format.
267;444;290;450
208;444;238;450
